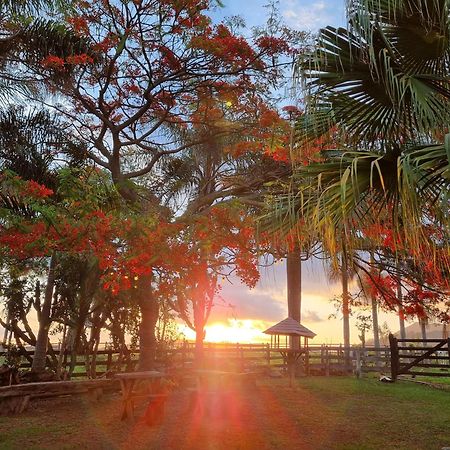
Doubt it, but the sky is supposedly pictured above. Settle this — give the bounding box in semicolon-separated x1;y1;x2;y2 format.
0;0;415;347
180;0;414;345
212;0;347;31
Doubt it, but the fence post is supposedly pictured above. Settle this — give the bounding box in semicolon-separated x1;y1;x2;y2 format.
389;333;398;381
320;344;324;371
355;349;361;378
106;350;113;372
325;346;330;376
447;338;450;366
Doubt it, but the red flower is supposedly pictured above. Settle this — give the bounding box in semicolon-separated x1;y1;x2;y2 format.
66;54;94;65
25;180;54;198
41;55;65;70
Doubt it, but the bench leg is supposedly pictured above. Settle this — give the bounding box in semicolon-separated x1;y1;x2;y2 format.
144;398;166;426
87;387;103;402
121;398;134;421
17;395;30;414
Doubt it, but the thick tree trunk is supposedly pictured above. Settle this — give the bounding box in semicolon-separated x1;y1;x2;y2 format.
287;248;301;350
31;254;57;373
194;322;206;367
193;293;206;366
137;274;159;370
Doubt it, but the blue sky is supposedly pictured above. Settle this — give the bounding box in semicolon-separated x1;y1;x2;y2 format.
182;0;413;345
0;0;407;347
213;0;346;31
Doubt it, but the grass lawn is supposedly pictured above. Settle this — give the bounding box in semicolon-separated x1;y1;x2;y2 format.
0;376;449;450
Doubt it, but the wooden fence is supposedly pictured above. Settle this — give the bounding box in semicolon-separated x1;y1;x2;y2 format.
1;342;394;378
389;334;450;380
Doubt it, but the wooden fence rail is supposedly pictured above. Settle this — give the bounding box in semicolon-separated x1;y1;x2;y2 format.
0;343;396;379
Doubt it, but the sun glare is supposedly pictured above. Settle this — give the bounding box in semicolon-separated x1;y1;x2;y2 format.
179;319;269;344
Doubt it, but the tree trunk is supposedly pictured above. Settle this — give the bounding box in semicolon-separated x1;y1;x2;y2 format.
137;274;159;370
396;260;406;340
369;253;380;368
193;293;206;366
341;251;351;368
420;318;427;341
397;282;406;340
287;248;301;350
194;322;206;367
31;254;57;373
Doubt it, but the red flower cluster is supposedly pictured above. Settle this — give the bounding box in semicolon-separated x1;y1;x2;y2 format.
41;53;94;70
66;54;94;65
41;55;65;70
256;36;291;56
25;180;54;198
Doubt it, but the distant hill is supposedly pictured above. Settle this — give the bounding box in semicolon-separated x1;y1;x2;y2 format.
394;322;448;339
365;322;448;346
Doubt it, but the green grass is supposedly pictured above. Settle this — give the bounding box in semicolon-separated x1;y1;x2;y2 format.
291;377;450;449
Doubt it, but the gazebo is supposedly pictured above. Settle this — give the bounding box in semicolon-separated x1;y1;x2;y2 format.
264;317;316;384
264;317;316;350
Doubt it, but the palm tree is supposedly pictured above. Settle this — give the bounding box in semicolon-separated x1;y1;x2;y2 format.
268;0;450;268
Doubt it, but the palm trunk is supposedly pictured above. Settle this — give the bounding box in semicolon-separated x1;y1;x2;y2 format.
395;260;406;340
397;283;406;340
287;248;301;350
369;253;380;372
341;252;351;368
31;253;57;373
420;318;427;341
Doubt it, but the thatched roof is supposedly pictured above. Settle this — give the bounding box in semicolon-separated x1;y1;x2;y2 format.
263;317;316;338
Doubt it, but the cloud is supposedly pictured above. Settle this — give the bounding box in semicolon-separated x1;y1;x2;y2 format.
281;0;344;31
212;281;287;323
302;310;325;323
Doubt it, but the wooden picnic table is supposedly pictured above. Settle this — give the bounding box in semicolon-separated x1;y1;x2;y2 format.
114;371;166;423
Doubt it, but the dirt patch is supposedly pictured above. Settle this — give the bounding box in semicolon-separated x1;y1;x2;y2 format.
0;381;334;450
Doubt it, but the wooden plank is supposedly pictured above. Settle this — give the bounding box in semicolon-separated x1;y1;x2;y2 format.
0;379;117;398
398;346;445;351
398;340;447;375
407;371;450;377
398;354;449;360
409;363;450;369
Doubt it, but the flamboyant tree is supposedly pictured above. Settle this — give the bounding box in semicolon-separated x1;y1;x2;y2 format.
16;0;300;368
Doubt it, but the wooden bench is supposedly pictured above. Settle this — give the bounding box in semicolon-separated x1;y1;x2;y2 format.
0;379;118;415
114;371;167;425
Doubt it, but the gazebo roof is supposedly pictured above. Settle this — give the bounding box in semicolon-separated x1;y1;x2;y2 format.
263;317;316;338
